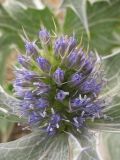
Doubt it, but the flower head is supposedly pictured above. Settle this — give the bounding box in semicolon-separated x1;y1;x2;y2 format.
14;29;107;135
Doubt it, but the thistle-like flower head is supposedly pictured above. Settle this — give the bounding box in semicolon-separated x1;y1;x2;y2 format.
14;29;107;135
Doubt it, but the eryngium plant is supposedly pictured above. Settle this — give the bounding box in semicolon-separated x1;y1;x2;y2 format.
13;28;108;136
0;28;120;160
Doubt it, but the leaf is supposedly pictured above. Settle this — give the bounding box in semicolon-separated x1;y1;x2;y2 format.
98;132;120;160
63;0;120;55
88;0;110;4
0;1;58;84
0;129;101;160
0;85;24;122
0;119;14;143
0;131;69;160
0;29;23;85
61;0;89;36
2;2;52;32
70;130;101;160
0;85;19;111
15;0;44;9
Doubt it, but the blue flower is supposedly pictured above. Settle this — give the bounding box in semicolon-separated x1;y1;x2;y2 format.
54;36;77;56
54;37;68;56
53;68;65;85
28;112;43;124
55;90;69;101
25;41;37;56
68;36;77;52
36;57;51;72
84;101;104;117
32;82;51;95
50;114;61;125
39;28;50;44
71;96;90;108
14;69;40;82
35;98;49;109
71;73;84;86
80;78;102;97
67;50;79;67
24;91;34;100
18;55;31;69
73;116;85;128
45;114;61;135
14;29;107;135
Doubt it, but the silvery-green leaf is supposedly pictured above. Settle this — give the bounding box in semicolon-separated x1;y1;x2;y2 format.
2;0;44;22
0;85;24;122
0;85;19;111
70;130;101;160
61;0;89;35
14;0;44;9
88;0;110;4
63;0;120;55
0;131;69;160
0;129;101;160
98;132;120;160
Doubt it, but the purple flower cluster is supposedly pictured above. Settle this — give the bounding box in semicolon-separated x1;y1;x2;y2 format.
14;28;106;135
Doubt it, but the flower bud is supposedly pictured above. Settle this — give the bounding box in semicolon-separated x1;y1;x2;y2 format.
71;73;83;86
53;68;64;85
39;28;50;44
25;41;37;55
67;50;79;67
18;55;31;69
36;57;51;72
68;36;77;52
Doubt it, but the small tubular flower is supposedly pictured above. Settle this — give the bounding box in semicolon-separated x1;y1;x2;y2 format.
25;41;37;56
55;90;69;101
45;114;61;135
36;57;51;72
18;55;31;69
39;28;50;44
54;36;77;56
14;29;108;135
71;73;84;86
53;68;65;85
